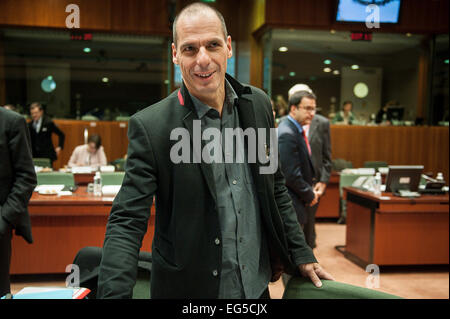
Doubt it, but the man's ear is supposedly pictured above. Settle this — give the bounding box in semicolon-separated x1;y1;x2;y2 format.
172;43;178;65
226;35;232;59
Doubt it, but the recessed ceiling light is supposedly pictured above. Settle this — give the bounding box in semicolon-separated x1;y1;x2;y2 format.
324;59;332;65
289;72;296;77
445;59;449;64
323;67;332;73
279;76;285;80
351;64;360;70
278;46;288;52
83;47;91;53
333;70;340;75
102;77;109;83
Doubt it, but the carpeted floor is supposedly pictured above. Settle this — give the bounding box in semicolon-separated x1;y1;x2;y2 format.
268;221;449;299
10;222;449;299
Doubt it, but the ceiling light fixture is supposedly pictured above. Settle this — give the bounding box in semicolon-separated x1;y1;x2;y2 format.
278;46;288;52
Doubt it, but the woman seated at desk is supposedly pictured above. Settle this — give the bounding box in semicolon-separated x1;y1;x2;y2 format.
68;134;107;167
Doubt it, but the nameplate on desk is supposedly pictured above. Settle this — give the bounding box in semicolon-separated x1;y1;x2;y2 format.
102;197;115;202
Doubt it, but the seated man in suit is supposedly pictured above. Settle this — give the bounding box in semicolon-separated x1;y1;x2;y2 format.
68;134;107;168
278;90;319;229
28;102;65;167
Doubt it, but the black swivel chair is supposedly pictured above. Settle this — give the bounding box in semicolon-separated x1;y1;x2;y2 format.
71;246;152;299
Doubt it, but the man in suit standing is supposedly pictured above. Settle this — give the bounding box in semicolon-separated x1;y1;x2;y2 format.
278;91;319;230
28;102;65;167
97;2;333;299
0;107;37;297
288;84;332;249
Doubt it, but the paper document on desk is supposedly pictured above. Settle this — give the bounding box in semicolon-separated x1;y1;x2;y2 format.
11;287;90;299
71;166;93;173
35;185;65;194
102;185;121;196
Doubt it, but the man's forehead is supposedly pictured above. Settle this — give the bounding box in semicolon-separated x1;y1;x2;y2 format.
175;10;226;43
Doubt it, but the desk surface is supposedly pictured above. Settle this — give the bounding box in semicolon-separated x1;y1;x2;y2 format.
12;187;154;274
344;186;449;204
30;186;114;206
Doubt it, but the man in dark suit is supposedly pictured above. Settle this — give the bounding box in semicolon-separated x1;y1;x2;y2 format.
97;2;333;299
278;91;319;229
28;102;65;167
288;84;332;249
0;107;37;297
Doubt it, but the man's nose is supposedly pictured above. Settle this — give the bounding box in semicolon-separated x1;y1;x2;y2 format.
197;47;211;67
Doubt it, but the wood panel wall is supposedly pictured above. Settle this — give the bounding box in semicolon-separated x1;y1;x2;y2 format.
51;119;129;170
330;125;449;181
0;0;171;35
264;0;449;34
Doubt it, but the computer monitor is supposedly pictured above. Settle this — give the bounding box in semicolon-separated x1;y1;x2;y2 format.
385;165;424;192
335;0;402;24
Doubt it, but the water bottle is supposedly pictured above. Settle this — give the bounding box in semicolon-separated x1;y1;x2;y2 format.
93;172;102;196
373;172;382;196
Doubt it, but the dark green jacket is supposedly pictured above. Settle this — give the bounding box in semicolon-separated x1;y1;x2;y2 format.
97;74;316;299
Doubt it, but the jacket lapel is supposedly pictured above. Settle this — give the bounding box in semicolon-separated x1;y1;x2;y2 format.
308;117;319;143
179;84;218;205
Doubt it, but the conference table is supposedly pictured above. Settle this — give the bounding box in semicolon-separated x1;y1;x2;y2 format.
342;187;449;267
10;187;155;275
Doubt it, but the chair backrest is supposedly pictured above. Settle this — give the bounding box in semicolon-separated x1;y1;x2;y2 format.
332;158;353;172
81;115;99;121
363;161;388;169
110;158;126;171
33;158;52;168
283;277;402;299
101;172;125;185
37;172;75;186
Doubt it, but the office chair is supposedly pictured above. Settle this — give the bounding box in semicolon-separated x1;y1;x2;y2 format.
363;161;388;170
332;158;353;172
283;277;402;299
71;246;152;299
33;158;52;168
101;172;125;185
36;172;75;187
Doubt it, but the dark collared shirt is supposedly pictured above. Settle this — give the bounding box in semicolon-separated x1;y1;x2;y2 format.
189;79;271;299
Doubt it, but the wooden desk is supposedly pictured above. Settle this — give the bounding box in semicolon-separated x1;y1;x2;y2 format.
343;187;449;267
315;172;340;218
10;187;155;275
73;173;95;185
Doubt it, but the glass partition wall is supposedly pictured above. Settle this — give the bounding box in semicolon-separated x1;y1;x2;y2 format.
1;28;170;120
266;28;440;125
